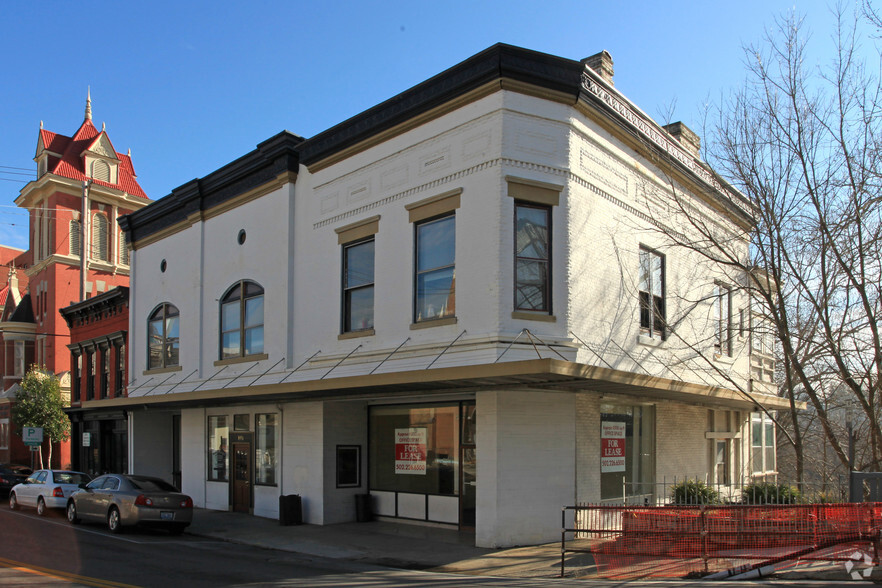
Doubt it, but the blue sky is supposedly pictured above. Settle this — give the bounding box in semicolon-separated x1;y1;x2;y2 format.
0;1;842;250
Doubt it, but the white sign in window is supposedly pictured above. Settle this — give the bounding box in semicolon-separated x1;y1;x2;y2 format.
394;428;427;475
601;421;626;473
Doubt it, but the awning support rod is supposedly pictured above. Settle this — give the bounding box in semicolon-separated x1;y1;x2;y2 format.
193;365;228;391
524;329;569;361
279;350;321;384
223;361;260;389
569;331;616;370
495;329;527;363
322;345;362;379
426;330;466;370
164;369;199;395
139;372;178;396
250;357;286;386
127;376;154;395
370;338;410;375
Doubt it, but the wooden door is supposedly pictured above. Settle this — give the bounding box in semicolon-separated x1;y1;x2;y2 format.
232;442;251;513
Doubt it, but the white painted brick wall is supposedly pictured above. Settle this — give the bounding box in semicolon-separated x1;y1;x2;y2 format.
477;389;575;548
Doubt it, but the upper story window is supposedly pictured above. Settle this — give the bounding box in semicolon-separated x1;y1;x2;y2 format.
115;343;125;396
220;281;264;359
414;215;455;322
751;412;776;474
91;160;110;182
92;213;109;261
119;231;129;266
343;238;375;332
514;202;551;312
72;353;81;403
639;247;665;340
714;284;732;356
13;341;24;377
70;220;81;257
148;303;180;369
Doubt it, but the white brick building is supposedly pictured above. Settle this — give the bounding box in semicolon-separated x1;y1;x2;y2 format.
91;44;785;547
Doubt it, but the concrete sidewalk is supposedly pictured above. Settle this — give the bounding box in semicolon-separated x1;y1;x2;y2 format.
187;508;570;579
187;509;864;582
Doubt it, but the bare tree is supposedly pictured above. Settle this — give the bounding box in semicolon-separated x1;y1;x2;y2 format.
697;4;882;482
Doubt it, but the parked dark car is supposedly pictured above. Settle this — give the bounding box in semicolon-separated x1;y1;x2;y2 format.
67;474;193;535
0;464;32;497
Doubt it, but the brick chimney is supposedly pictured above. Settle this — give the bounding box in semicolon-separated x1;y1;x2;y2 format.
582;51;614;86
663;121;701;158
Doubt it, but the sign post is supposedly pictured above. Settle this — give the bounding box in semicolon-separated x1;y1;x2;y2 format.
22;427;43;470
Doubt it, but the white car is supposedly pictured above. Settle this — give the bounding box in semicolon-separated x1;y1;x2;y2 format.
9;470;92;515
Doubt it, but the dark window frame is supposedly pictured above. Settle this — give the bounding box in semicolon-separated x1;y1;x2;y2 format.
639;247;666;340
513;201;551;313
413;213;456;323
714;284;733;356
341;237;375;333
219;280;265;359
148;303;180;369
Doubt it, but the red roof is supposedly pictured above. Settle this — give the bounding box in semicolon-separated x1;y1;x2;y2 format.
39;119;147;199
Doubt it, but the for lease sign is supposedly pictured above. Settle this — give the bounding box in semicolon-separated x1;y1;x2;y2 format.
395;427;427;475
601;421;626;473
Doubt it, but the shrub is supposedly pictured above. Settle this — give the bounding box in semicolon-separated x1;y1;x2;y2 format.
670;479;721;505
742;481;801;504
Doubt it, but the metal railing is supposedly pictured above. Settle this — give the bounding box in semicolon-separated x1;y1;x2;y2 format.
601;476;850;506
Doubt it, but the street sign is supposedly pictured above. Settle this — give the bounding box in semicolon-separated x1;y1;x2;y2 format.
29;446;39;452
23;426;43;446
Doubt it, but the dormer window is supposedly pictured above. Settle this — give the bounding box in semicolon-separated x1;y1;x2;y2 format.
91;160;110;182
38;158;47;177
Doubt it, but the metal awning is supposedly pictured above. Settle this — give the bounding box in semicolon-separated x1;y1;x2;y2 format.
79;359;794;412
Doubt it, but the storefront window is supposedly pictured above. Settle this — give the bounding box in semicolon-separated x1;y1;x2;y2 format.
208;416;228;481
600;404;656;501
369;404;460;496
255;413;277;485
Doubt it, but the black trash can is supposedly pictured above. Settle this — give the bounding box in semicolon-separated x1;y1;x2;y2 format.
355;493;372;522
279;494;302;526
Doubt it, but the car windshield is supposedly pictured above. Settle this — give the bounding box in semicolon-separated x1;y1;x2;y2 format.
129;477;178;492
55;472;90;485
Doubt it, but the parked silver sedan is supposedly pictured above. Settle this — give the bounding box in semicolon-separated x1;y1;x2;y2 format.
66;474;193;535
9;470;91;515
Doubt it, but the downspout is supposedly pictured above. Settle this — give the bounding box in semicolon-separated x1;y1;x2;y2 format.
81;180;92;302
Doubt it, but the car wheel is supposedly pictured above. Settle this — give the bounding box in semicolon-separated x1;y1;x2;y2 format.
67;501;80;524
8;493;17;510
169;523;186;536
36;497;46;516
107;506;123;534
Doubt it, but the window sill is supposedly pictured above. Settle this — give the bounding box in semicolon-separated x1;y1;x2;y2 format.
713;353;735;365
339;328;375;340
511;311;556;322
637;334;663;347
214;353;269;367
410;316;457;330
143;365;183;376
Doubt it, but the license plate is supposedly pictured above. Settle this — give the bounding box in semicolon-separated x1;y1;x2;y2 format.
160;511;174;521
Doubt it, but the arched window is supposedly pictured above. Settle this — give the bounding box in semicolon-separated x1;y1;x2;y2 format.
220;281;264;359
69;220;81;257
148;303;180;369
92;213;109;261
92;160;110;182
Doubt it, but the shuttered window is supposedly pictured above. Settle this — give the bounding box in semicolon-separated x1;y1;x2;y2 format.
92;213;109;261
70;220;81;257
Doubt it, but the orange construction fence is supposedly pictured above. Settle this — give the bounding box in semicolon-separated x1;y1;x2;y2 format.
561;503;882;579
